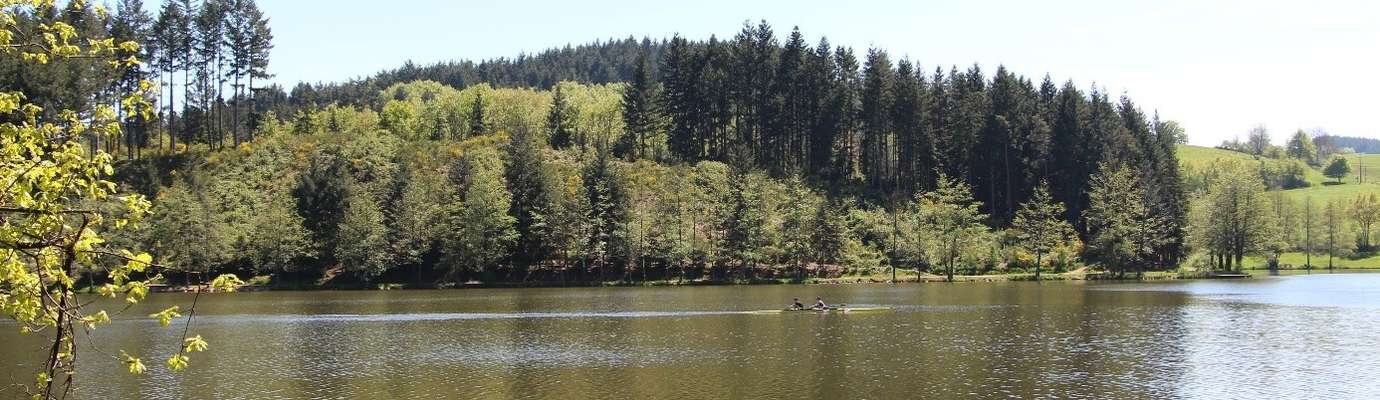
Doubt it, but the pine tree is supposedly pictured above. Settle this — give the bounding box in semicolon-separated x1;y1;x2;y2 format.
506;126;555;269
1010;182;1075;279
806;37;839;178
546;84;574;149
443;148;517;279
859;48;893;190
913;173;990;282
584;150;629;279
617;50;658;160
830;46;861;182
772;27;810;174
293;157;348;260
1150;112;1189;265
469;91;487;136
725;171;768;280
660;35;695;159
152;0;187;149
1086;163;1158;276
892;59;928;194
110;0;154;158
335;186;392;281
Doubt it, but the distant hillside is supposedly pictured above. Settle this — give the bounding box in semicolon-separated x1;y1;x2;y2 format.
1177;144;1380;204
1318;135;1380;154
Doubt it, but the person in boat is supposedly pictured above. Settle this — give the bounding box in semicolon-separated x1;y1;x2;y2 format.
789;298;805;310
813;296;829;310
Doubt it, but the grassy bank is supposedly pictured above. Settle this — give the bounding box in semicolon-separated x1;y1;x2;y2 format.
1241;252;1380;270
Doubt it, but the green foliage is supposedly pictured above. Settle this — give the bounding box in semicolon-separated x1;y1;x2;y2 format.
242;191;314;273
616;51;661;161
1351;193;1379;250
912;173;991;281
779;176;821;271
1;2;238;394
334;185;391;280
546;84;574;149
505;126;555;266
1287;130;1319;165
1322;199;1357;265
293;156;347;255
1085;163;1162;274
146;183;231;272
583;150;630;271
1009;182;1078;275
442;147;517;276
724;171;771;277
811;199;848;264
390;164;450;266
1324;155;1351;182
1186;160;1281;271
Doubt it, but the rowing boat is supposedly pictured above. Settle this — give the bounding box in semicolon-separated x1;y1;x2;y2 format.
748;306;891;314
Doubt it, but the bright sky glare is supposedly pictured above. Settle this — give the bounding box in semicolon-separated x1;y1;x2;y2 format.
240;0;1378;145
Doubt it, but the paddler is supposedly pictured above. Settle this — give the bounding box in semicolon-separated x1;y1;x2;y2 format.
789;298;805;310
813;296;829;310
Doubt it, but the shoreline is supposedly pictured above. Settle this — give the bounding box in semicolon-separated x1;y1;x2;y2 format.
127;268;1376;293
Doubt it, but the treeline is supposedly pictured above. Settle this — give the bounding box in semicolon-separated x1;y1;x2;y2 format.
293;37;667;110
112;71;1188;285
1210;127;1363;187
1188;158;1379;271
0;0;276;160
1319;135;1380;155
336;22;1190;256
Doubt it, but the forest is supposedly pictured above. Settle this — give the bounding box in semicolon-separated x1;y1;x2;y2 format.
7;2;1378;288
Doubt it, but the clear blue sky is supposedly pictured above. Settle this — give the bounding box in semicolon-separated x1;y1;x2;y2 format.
238;0;1377;146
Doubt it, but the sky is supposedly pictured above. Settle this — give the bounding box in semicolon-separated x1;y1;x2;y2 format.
243;0;1378;146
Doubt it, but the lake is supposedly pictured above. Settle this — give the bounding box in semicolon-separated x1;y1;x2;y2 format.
3;272;1379;399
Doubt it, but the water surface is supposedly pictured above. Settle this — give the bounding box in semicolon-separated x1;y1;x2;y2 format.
2;273;1377;399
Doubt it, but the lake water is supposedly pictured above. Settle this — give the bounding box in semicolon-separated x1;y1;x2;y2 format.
3;272;1379;399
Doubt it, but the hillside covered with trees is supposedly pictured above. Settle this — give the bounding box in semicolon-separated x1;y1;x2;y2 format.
12;0;1376;287
93;13;1198;285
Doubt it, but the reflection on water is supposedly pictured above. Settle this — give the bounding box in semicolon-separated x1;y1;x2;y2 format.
2;274;1378;399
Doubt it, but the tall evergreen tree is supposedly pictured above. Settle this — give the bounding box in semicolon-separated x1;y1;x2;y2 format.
891;59;930;194
152;0;188;149
546;84;574;149
506;127;555;269
617;50;658;160
830;46;861;182
859;48;893;190
469;91;487;136
660;35;695;159
583;150;629;277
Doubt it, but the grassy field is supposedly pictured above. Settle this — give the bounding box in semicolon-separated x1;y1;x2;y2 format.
1177;145;1380;204
1241;252;1380;269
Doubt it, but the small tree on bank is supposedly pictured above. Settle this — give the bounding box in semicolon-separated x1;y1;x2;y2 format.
914;173;990;282
1086;164;1160;276
1010;182;1076;279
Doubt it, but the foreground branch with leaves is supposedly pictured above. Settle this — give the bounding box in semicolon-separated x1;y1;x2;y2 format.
1;1;240;398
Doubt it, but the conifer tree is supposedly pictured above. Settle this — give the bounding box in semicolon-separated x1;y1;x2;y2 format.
860;48;893;189
1011;182;1075;279
913;173;990;282
547;84;574;149
617;50;658;160
506;126;555;269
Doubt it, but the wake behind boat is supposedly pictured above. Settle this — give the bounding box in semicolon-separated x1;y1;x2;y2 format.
745;306;894;315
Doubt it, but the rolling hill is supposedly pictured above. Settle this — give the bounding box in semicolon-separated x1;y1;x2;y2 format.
1176;144;1380;204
